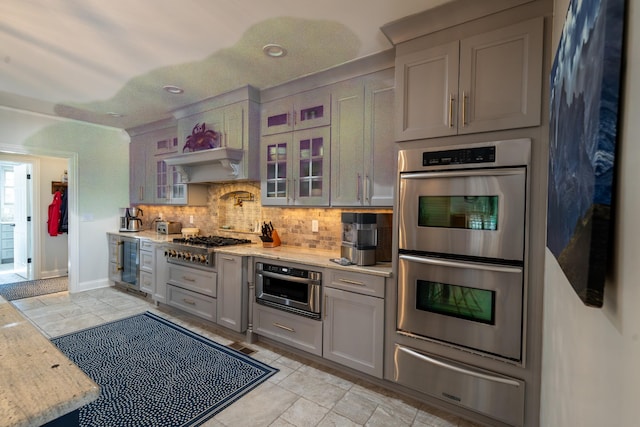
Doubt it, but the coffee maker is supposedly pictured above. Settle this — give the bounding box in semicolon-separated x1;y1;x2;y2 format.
119;207;144;232
340;213;392;266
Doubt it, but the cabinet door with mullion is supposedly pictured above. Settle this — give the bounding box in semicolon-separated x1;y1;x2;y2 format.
261;133;292;205
292;127;330;206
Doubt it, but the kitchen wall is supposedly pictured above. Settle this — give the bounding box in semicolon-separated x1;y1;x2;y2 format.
139;181;392;252
540;1;639;426
0;108;130;291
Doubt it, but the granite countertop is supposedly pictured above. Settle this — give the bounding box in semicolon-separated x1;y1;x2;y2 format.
216;244;393;277
0;297;100;427
108;230;393;277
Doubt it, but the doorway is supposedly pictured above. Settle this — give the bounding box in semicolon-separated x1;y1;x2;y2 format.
0;160;34;283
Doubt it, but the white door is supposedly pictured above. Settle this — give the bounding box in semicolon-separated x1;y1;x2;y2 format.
13;164;33;280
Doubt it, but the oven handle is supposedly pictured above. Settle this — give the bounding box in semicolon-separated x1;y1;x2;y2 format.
400;168;524;180
399;254;522;274
257;269;319;285
397;346;521;387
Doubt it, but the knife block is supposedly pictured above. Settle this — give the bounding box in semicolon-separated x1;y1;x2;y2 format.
263;230;281;248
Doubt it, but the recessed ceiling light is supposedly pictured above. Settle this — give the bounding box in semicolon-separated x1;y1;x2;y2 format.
263;44;287;58
163;85;184;94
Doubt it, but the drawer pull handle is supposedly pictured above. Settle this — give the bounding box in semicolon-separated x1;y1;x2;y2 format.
182;298;196;305
338;278;365;286
182;276;196;282
273;322;295;333
222;257;235;261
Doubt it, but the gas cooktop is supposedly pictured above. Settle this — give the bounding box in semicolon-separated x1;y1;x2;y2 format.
171;235;252;248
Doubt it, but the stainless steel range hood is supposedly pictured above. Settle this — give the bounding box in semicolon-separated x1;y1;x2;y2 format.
164;147;246;183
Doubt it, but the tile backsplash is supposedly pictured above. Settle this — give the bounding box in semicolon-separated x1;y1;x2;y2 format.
137;182;392;252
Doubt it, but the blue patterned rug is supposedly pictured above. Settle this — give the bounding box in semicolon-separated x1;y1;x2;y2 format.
51;312;277;427
0;277;68;301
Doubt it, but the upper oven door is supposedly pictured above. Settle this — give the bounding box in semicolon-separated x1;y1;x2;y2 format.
398;167;526;262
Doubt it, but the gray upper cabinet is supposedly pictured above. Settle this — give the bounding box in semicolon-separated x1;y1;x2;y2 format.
128;122;208;206
261;126;331;206
331;68;396;207
261;88;331;135
395;17;544;140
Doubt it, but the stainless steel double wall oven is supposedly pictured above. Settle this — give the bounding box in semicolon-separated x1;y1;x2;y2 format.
396;138;530;361
391;139;531;426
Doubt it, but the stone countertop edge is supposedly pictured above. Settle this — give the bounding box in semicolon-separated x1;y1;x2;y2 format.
108;231;393;277
216;245;393;277
0;297;100;427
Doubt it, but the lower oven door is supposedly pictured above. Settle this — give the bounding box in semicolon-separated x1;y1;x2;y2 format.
255;267;321;318
398;253;523;361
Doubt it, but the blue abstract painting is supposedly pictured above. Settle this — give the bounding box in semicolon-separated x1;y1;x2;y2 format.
547;0;625;307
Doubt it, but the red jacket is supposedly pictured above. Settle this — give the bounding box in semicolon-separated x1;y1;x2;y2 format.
48;191;62;236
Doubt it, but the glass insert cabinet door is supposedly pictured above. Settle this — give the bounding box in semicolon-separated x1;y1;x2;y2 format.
292;128;330;205
262;127;330;206
265;141;288;200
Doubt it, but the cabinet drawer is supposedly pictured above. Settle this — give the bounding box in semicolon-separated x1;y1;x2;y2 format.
140;270;154;293
139;239;154;251
325;269;385;298
254;304;322;356
140;250;154;272
167;285;216;322
168;264;217;297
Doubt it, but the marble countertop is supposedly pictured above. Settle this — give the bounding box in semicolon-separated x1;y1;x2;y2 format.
216;245;393;277
0;297;100;427
108;230;393;277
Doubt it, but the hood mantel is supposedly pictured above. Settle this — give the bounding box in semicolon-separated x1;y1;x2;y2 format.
164;147;245;183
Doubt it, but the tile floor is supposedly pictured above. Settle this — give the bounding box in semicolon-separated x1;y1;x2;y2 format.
11;286;482;427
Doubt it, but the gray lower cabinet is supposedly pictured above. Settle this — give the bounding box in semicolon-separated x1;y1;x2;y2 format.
154;245;168;303
323;269;385;378
167;264;217;322
253;303;323;356
139;239;154;294
107;234;120;283
216;254;248;333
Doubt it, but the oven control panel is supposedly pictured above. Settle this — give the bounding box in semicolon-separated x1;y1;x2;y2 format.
259;263;322;282
423;146;496;166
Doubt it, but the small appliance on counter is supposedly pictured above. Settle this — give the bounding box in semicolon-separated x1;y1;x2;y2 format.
340;213;392;266
119;207;144;232
156;221;182;234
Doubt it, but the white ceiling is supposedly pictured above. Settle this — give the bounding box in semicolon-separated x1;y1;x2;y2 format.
1;0;452;130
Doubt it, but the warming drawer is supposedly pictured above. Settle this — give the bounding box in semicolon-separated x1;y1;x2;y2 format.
393;344;525;426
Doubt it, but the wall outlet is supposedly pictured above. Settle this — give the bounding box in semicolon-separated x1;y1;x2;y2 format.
189;215;194;224
311;220;319;233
